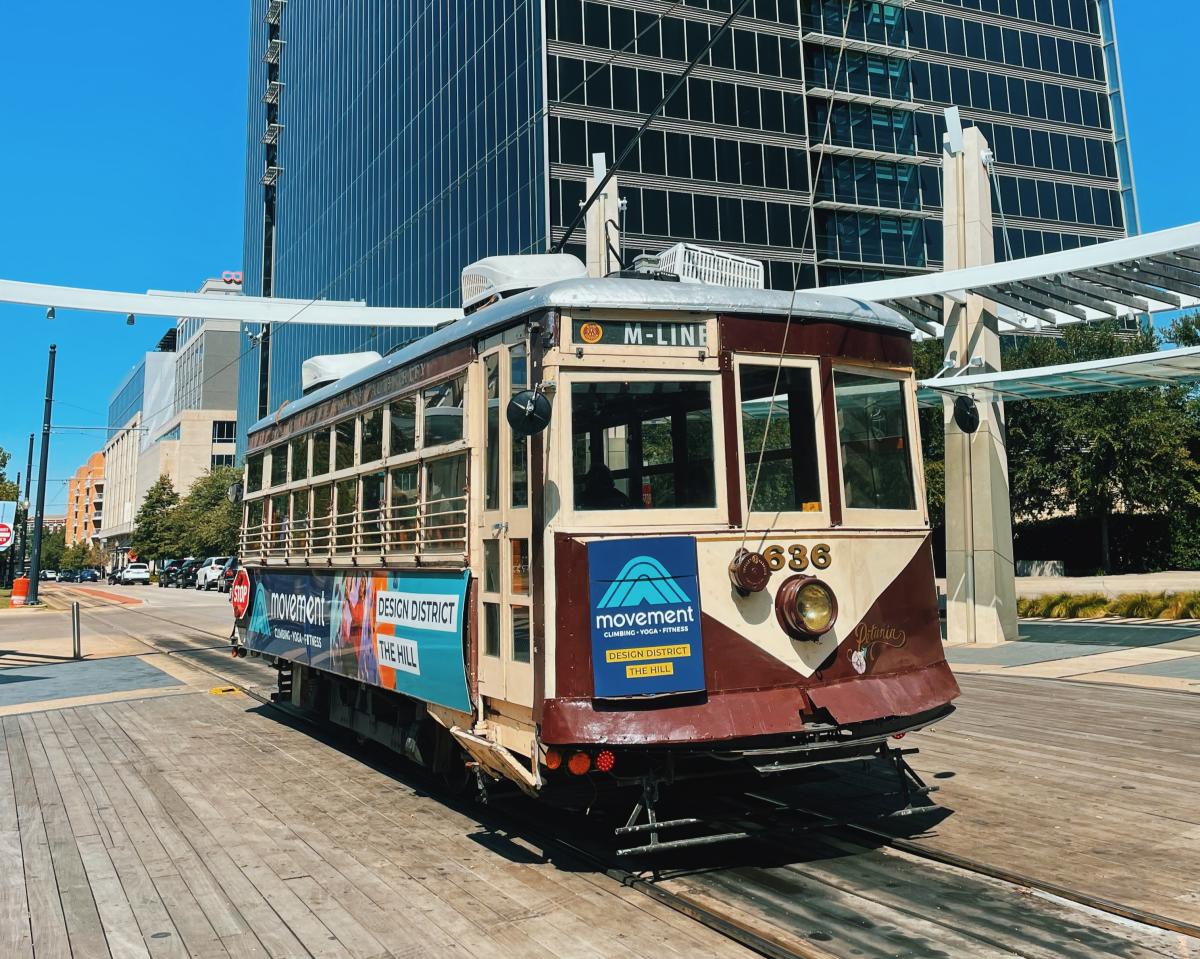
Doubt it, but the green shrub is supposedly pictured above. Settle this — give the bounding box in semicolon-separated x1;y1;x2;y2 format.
1106;592;1171;618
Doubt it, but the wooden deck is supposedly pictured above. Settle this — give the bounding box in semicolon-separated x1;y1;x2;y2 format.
0;689;755;959
900;673;1200;927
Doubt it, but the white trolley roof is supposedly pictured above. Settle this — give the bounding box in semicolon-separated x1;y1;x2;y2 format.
247;276;912;436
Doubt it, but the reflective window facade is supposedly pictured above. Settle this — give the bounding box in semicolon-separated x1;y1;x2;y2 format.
241;0;1136;448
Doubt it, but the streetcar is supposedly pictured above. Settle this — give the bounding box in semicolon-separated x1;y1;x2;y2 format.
232;251;959;845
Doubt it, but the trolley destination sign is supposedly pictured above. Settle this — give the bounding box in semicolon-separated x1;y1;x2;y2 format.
574;318;708;348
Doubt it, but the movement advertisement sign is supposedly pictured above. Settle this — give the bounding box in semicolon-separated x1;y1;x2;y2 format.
239;568;471;712
587;536;706;698
0;502;16;553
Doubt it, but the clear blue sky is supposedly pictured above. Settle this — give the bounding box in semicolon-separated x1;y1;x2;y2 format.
0;1;1196;510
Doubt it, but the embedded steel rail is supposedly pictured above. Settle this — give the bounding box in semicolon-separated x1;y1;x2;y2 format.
743;790;1200;942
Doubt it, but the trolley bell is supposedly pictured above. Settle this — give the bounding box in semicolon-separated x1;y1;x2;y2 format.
728;547;771;596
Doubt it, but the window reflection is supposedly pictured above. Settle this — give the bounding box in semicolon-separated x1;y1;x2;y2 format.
834;372;916;511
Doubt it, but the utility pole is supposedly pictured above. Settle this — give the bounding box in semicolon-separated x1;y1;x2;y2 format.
18;432;32;576
5;471;18;588
26;345;56;606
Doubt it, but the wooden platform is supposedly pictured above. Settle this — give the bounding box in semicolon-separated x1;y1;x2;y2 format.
899;673;1200;926
0;689;755;959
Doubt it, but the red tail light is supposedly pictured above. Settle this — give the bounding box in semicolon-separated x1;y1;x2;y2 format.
567;752;591;775
544;748;562;770
595;749;615;773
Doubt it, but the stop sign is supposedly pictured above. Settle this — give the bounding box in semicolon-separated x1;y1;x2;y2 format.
0;523;12;550
230;568;252;620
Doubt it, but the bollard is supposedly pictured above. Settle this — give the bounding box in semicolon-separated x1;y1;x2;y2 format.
71;601;81;660
10;577;29;607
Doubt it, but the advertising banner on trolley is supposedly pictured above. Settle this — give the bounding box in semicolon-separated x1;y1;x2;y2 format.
587;535;706;698
239;567;472;713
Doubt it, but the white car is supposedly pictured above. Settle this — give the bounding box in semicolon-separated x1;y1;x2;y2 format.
119;563;151;585
39;570;58;581
195;556;231;591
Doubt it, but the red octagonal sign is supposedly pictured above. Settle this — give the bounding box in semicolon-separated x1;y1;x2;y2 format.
0;524;12;549
230;568;252;620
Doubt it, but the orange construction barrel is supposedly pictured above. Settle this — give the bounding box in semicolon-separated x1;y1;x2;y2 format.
10;577;29;607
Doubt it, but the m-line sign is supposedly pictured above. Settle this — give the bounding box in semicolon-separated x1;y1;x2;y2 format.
575;319;708;348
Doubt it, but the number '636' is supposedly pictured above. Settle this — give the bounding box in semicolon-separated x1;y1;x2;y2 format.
763;543;831;572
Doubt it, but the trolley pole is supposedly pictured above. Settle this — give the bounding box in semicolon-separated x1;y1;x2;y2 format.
26;345;57;607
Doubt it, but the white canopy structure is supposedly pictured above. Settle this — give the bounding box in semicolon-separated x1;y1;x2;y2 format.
819;222;1200;338
0;277;461;327
918;345;1200;407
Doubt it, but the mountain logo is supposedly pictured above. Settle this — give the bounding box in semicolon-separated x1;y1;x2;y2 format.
597;556;691;609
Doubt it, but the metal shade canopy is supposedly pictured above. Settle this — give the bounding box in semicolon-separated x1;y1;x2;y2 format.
917;346;1200;407
818;222;1200;338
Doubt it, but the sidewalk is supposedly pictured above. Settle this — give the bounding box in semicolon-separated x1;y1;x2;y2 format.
940;570;1200;599
944;619;1200;693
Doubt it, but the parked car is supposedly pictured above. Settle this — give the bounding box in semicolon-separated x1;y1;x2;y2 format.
39;570;58;581
107;568;121;584
176;559;202;589
158;559;181;588
195;556;231;591
58;570;80;583
218;556;240;594
78;569;101;583
119;563;151;585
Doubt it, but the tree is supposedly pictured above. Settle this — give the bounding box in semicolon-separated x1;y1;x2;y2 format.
175;467;242;556
917;322;1200;573
0;444;19;502
131;475;182;561
40;529;65;571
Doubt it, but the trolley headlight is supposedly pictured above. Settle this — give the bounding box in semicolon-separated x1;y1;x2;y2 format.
776;576;838;639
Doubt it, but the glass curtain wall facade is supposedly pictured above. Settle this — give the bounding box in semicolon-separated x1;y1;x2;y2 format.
546;0;1134;287
240;0;545;453
242;0;1134;448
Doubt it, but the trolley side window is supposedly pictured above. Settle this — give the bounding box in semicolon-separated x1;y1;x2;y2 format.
246;452;263;493
739;365;822;513
571;381;716;511
833;371;916;511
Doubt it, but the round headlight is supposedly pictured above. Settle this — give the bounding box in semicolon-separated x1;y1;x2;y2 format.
796;582;835;633
776;576;838;639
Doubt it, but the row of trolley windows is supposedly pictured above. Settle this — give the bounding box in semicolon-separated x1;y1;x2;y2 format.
568;369;916;514
549;59;807;135
909;12;1105;82
244;455;467;555
244;376;466;494
913;61;1111;132
551;117;811;195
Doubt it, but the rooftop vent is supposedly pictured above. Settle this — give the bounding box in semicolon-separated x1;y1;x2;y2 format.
461;254;586;314
302;352;382;395
640;243;765;289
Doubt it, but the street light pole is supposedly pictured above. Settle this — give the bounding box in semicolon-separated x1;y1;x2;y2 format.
26;345;56;606
18;432;33;576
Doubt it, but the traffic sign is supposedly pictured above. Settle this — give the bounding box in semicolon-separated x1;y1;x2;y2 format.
231;568;251;620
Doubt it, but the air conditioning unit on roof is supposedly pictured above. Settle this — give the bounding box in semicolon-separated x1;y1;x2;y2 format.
653;243;765;289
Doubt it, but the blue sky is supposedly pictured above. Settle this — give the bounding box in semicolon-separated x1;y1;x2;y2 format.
0;1;1196;510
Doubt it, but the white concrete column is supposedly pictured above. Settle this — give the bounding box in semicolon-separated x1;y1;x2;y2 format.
584;153;622;278
942;126;1018;646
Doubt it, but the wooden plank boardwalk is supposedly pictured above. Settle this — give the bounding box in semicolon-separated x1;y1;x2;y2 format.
900;673;1200;926
0;690;755;959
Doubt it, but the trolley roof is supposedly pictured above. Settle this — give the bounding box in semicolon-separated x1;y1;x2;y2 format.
247;276;912;437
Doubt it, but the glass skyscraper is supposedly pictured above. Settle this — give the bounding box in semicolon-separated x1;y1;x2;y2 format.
240;0;1136;438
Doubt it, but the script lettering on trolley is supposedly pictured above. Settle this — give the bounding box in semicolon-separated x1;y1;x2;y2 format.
375;591;460;633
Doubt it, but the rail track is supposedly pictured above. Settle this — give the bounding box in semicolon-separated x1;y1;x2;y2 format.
51;601;1200;959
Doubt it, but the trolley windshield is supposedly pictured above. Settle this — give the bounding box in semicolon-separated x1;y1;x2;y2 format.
571;380;716;511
